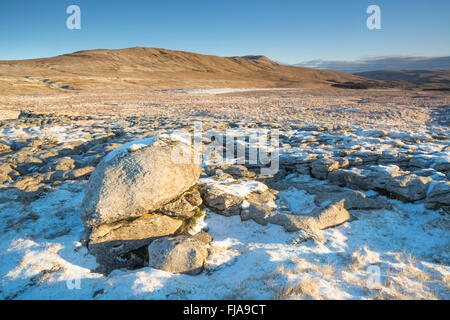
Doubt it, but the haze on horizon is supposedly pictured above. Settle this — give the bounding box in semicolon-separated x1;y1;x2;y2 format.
1;0;449;70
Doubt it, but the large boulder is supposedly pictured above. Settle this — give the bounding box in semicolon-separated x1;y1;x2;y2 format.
81;137;201;227
148;235;209;275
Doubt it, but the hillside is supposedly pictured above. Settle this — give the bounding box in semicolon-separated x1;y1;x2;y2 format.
355;69;450;91
0;47;371;94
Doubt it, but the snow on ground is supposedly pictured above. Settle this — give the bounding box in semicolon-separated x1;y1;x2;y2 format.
199;177;268;198
167;88;290;95
276;188;317;214
0;175;448;300
0;117;449;300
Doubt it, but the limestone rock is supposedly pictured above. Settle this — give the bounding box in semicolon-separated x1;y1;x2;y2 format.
242;200;350;232
222;165;256;179
0;142;12;154
193;231;213;244
311;158;340;179
148;235;208;275
200;185;243;215
425;181;450;211
81;137;201;227
313;189;392;210
385;174;432;201
88;214;182;271
159;187;202;218
0;163;19;184
50;157;75;171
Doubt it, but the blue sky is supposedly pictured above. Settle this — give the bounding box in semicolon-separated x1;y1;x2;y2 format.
1;0;449;63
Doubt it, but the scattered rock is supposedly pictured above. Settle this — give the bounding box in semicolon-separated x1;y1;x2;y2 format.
311;158;340;179
0;142;12;154
67;166;95;180
385;174;432;201
193;231;213;244
200;185;243;215
148;235;209;275
242;199;350;232
313;189;392;210
0;163;19;184
222;165;256;179
425;181;450;211
49;157;75;171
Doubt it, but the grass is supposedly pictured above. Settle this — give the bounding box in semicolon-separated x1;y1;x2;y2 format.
276;258;336;278
368;279;439;300
274;278;322;300
176;207;205;235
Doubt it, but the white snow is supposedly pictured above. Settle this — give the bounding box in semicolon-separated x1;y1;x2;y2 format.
199;178;268;198
102;133;193;163
1;179;448;300
276;188;317;214
167;88;290;95
1;124;449;300
103;137;159;162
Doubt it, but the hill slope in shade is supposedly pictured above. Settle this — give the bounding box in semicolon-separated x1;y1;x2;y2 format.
0;47;370;94
355;69;450;90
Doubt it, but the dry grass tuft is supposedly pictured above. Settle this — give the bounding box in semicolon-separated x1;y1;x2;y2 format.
395;265;431;281
368;279;438;300
276;258;335;278
442;274;450;287
274;278;322;300
348;251;365;271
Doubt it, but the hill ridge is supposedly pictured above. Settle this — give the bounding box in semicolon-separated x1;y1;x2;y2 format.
0;46;369;94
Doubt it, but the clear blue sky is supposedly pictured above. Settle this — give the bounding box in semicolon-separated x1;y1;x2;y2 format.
1;0;449;63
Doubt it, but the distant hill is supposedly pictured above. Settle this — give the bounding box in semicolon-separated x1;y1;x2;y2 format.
355;69;450;91
295;56;450;74
0;47;373;94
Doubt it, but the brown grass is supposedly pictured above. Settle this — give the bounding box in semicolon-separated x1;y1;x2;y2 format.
274;278;322;300
0;47;367;95
276;258;336;278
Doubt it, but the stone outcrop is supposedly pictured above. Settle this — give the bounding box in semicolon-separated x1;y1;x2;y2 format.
80;137;207;273
81;137;201;227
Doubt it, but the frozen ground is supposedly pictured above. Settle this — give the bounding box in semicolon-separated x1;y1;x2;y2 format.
0;178;448;299
167;88;291;95
0;89;449;300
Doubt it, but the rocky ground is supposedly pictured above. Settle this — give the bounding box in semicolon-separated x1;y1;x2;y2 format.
0;88;449;300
